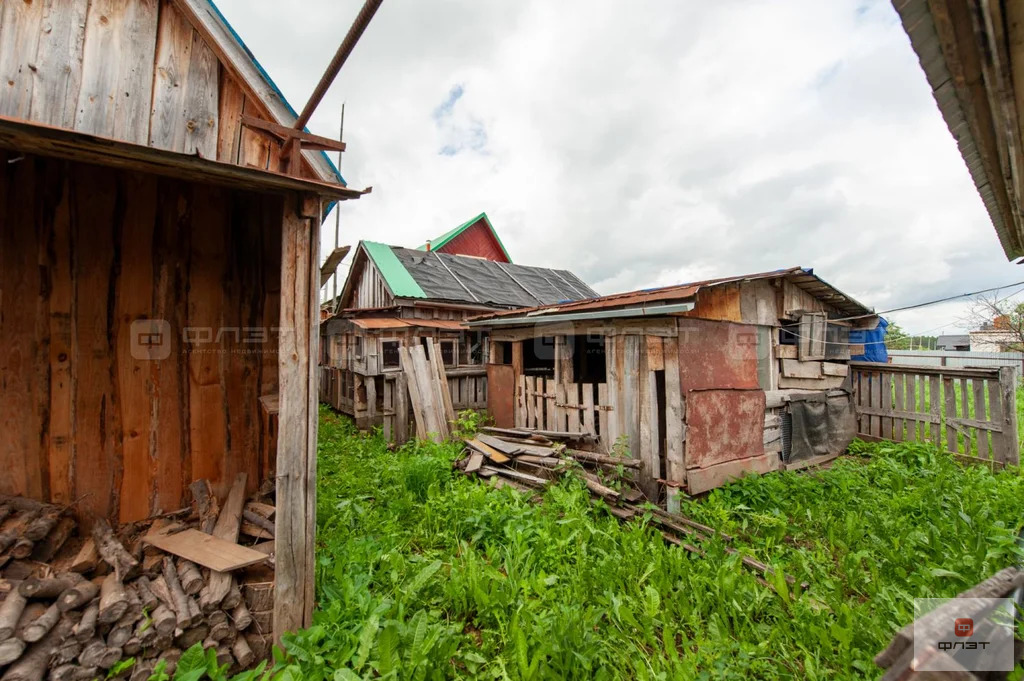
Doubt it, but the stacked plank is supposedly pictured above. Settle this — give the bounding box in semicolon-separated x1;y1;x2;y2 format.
874;567;1024;681
0;477;276;680
400;339;456;443
459;427;807;593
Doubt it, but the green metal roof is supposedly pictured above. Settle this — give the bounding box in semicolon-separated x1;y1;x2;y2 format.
417;212;512;262
362;241;427;298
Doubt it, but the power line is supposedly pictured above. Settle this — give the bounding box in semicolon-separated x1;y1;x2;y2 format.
837;279;1024;322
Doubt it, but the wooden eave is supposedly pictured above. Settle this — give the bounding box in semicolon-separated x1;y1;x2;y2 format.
0;116;368;201
895;0;1024;260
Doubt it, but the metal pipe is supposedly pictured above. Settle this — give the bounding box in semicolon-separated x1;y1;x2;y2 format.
293;0;383;132
465;301;696;326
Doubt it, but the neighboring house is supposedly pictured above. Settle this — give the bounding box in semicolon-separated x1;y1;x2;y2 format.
936;334;971;351
970;330;1020;352
419;212;512;262
319;240;597;434
894;0;1024;260
466;267;879;502
0;0;370;641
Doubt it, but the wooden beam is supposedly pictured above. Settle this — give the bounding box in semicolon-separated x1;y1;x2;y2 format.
240;115;347;153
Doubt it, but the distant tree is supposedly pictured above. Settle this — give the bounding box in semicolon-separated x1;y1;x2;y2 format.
885;322;911;350
963;294;1024;352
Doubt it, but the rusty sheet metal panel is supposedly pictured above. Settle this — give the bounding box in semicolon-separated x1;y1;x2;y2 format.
677;318;760;391
686;389;765;469
682;282;742;322
487;364;516;427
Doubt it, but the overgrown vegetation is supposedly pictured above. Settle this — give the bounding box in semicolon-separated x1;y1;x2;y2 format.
257;408;1023;680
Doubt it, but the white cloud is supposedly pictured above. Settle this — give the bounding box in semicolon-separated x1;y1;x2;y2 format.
214;0;1024;334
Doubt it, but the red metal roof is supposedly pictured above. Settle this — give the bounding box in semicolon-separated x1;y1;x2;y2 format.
350;317;467;331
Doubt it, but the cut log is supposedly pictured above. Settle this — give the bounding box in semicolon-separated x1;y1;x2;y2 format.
128;660;154;681
106;610;137;649
161;558;192;630
20;574;84;600
29;516;76;563
134;576;158;612
0;497;54;514
53;636;81;664
189;479;220;535
21;511;60;543
175;560;203;596
72;603;98;642
208;613;234;642
206;474;248;607
213;644;232;667
241;510;275;537
186;596;202;627
21;603;61;643
230;601;252;631
0;589;27;641
91;519;139;582
49;664;99;681
564;450;642;469
123;635;142;656
78;638;122;669
174;623;209;649
149;604;176;636
157;647;182;674
231;633;254;667
147;576;174;610
197;585;220;614
0;638;25;666
221;580;242;610
69;540;99;575
97;575;129;625
1;615;73;681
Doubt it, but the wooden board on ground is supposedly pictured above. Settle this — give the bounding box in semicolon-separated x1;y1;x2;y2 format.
143;528;268;572
466;438;511;463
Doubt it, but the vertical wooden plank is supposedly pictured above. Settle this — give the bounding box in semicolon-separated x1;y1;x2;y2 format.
383;378;393;441
987;377;1004;463
620;335;641;462
598;383;610;453
187;185;228;494
998;367;1019;466
534;377;544;431
30;0;89;127
583;383;596;437
304;209;321;627
604;336;620;450
959;378;972;455
116;173;158;523
870;371;882;438
973;378;989;460
554;335;573;384
394;371;408;443
274;200;315;641
76;0;159;144
427;338;455;431
366;375;377;421
183;30;219;159
217;74;245;164
943;376;957;453
880;372;893;440
905;374;917;442
893;373;904;442
929;375;941;445
555;383;567;433
662;336;685;484
545;377;557;431
524;376;534;429
400;347;426;440
637;338;659;502
47;169;75;505
0;0;44;118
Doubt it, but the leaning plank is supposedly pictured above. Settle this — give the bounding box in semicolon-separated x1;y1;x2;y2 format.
143;529;267;573
464;452;484;474
474;434;523;456
427;339;456;427
206;473;247;606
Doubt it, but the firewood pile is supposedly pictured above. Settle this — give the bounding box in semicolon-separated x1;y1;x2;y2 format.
458;427;807;592
0;474;276;681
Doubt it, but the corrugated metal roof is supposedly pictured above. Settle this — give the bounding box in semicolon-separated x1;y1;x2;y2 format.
471;267;873;323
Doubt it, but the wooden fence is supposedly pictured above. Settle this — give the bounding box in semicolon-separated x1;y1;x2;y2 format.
850;362;1019;466
515;376;613;451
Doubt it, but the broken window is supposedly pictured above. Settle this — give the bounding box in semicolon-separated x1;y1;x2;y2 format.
465;331;486;365
571;335;606;384
491;341;513;365
798;313;827;361
523;336;555;378
381;340;400;369
440;340;456;367
354;335;364;360
825;323;851;360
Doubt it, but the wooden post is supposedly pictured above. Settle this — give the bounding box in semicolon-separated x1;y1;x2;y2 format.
274;197;319;643
998;366;1019;465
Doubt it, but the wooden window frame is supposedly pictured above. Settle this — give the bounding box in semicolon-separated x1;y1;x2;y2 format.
798;312;827;361
380;339;401;371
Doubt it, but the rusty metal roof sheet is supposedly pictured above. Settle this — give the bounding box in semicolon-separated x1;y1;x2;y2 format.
349;317;467;331
469;267;873;323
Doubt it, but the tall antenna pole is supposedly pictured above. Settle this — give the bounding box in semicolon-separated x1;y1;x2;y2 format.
332;103;345;313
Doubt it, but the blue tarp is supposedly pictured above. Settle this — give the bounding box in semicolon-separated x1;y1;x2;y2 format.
850;317;888;363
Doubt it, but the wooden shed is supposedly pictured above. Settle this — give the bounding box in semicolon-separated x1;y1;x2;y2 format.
467;267;881;505
319;239;596;437
0;0;369;642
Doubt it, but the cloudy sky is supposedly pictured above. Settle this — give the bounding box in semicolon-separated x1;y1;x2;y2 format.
218;0;1024;335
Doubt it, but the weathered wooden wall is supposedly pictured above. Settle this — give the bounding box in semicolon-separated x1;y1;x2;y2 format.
0;0;323;179
0;150;283;523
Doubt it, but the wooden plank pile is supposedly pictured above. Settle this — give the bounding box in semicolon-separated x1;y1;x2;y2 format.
874;567;1023;680
458;427;807;593
0;474;276;680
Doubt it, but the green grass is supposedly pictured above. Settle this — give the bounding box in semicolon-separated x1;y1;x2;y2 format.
263;408;1024;680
